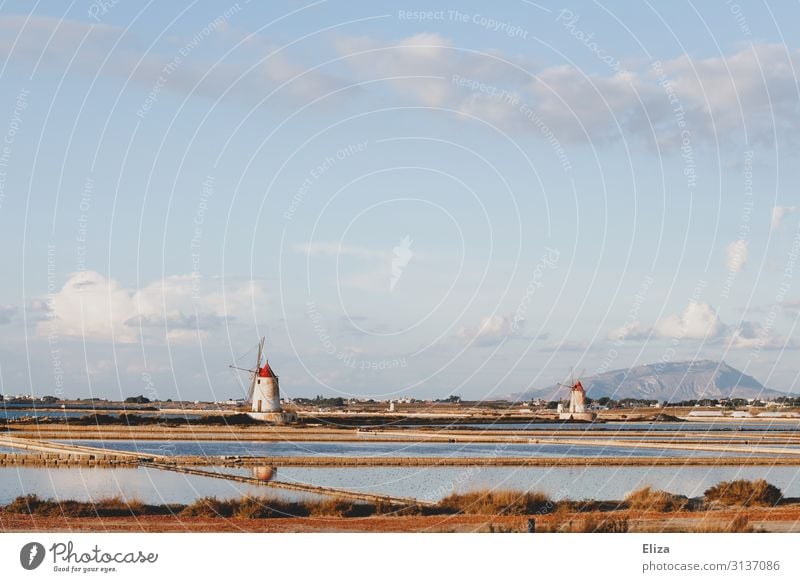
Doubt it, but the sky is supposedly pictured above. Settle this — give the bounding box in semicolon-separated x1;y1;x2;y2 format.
0;0;799;401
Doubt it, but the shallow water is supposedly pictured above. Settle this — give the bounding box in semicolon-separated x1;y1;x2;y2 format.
2;463;799;505
0;466;317;505
0;409;200;420
1;410;89;419
57;439;780;458
222;465;800;502
415;421;800;432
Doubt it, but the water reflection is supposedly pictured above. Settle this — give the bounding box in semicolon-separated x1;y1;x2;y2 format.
252;466;276;482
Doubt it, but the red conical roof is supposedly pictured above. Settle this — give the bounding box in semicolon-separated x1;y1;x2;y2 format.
258;361;277;378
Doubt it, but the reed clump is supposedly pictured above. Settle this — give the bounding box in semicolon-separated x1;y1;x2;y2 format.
625;487;690;512
438;489;554;515
703;479;782;507
2;494;170;517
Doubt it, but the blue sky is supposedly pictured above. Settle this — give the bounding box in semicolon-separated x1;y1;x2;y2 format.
1;0;799;401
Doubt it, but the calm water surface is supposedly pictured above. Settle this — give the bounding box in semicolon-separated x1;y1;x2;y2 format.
224;465;800;502
422;421;800;432
4;465;797;504
0;410;200;420
2;462;799;505
0;466;317;504
58;439;781;458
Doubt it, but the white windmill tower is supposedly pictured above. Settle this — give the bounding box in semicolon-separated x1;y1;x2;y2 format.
230;337;291;423
557;369;596;422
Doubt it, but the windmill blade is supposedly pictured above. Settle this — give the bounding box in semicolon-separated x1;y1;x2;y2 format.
256;337;264;369
246;372;257;404
248;338;265;404
557;368;575;389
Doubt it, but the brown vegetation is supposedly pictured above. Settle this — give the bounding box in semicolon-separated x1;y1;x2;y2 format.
0;479;791;533
568;516;629;533
438;490;554;515
4;494;180;517
704;479;782;507
692;514;755;533
625;487;690;512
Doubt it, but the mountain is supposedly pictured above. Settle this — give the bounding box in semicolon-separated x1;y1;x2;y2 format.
506;360;786;402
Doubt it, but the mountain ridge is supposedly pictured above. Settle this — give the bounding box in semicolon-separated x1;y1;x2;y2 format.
505;360;785;402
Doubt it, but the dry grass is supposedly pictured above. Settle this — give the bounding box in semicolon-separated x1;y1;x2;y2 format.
538;511;629;533
2;494;409;520
704;479;782;507
1;480;784;528
625;487;690;512
692;514;754;533
307;498;376;518
179;497;234;518
180;496;404;519
2;494;171;518
438;489;554;515
568;516;629;533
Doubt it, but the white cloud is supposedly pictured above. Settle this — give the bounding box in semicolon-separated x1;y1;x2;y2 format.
725;240;749;272
336;32;534;109
37;270;267;343
607;321;649;341
336;33;460;107
727;321;788;350
771;206;797;231
654;301;726;340
337;35;800;148
457;314;521;347
0;15;345;107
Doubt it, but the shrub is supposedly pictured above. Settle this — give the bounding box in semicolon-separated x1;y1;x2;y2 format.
308;498;375;518
438;490;554;515
233;496;313;519
233;497;272;519
703;480;782;507
2;495;154;518
179;497;234;518
5;494;47;515
93;497;147;517
625;487;690;512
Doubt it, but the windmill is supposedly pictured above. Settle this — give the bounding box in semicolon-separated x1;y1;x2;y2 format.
229;337;281;415
556;368;594;420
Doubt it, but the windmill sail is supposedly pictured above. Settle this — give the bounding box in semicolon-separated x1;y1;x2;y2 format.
246;338;265;404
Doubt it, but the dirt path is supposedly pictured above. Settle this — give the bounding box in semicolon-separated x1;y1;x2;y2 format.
3;507;800;533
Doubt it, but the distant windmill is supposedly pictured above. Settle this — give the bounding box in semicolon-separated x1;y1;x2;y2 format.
556;368;595;421
229;337;282;417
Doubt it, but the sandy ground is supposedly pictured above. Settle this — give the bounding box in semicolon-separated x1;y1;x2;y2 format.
3;508;800;533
